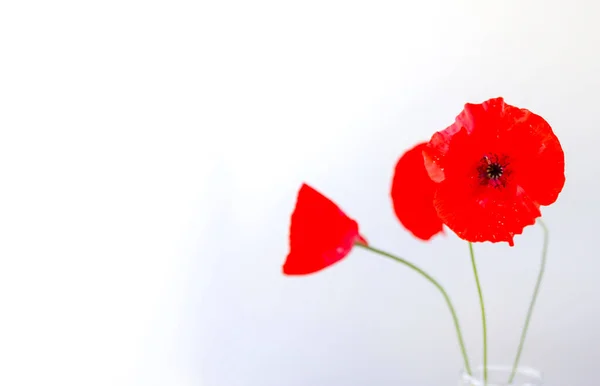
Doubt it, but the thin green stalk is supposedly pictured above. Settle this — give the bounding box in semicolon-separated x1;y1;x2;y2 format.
507;219;549;384
355;242;472;375
468;242;487;384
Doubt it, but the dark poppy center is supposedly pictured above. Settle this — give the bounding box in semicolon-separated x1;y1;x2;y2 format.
486;163;503;179
477;154;511;188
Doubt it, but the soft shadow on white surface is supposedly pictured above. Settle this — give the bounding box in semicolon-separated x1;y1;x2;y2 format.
1;1;599;386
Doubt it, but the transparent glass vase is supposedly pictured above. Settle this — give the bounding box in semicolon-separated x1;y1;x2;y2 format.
459;365;543;386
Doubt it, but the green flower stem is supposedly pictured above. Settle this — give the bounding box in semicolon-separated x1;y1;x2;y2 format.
508;219;549;384
355;242;472;375
468;242;487;384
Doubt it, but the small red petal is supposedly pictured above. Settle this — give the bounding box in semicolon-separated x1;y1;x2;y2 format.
356;234;368;245
283;184;366;275
390;142;444;241
423;97;565;245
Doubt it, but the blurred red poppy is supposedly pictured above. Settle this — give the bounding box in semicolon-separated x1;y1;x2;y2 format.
283;183;367;275
391;142;444;241
423;97;565;246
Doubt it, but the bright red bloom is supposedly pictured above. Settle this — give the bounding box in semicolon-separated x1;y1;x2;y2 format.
423;97;565;246
390;142;444;241
283;183;367;275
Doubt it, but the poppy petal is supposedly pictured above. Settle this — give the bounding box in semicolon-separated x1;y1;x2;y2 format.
423;97;565;246
503;111;565;206
432;167;541;246
391;142;444;241
283;184;367;275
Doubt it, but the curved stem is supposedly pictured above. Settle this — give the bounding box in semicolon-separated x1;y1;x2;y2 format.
469;242;487;384
355;242;472;375
507;219;549;384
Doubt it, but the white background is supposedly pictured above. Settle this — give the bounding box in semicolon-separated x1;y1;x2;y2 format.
1;0;599;385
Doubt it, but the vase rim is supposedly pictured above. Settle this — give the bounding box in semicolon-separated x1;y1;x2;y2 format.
460;365;543;386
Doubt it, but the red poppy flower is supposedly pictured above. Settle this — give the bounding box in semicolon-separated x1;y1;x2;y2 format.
422;97;565;246
390;142;444;241
283;183;367;275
